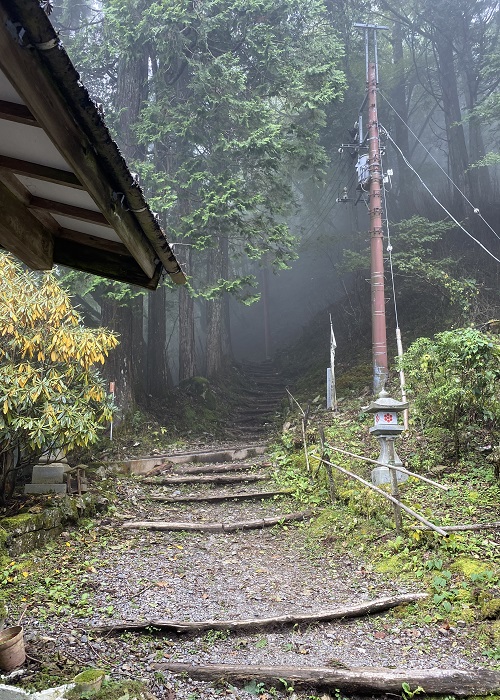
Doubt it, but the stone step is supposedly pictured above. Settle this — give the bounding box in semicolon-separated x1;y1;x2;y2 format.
113;444;267;476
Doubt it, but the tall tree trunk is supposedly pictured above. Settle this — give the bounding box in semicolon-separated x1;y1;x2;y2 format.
179;247;196;380
132;294;147;402
206;236;230;377
467;115;492;203
435;35;470;214
116;50;148;163
460;47;492;203
148;284;171;397
110;39;149;407
390;21;415;214
101;297;134;415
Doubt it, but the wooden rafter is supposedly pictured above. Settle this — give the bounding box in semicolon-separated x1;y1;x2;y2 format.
0;98;39;127
53;237;161;289
0;155;83;189
55;228;128;256
0;179;53;268
29;196;111;227
0;7;158;279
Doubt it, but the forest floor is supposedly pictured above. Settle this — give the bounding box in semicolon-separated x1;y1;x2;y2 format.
2;363;500;700
3;447;500;699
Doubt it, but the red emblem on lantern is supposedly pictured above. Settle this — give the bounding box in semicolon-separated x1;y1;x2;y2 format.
384;413;393;423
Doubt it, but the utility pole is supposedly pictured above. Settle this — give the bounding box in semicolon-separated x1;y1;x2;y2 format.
368;60;388;393
354;23;389;394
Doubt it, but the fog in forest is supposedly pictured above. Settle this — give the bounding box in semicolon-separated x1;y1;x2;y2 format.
45;0;499;408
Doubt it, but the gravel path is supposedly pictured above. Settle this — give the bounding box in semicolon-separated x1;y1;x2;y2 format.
15;448;499;699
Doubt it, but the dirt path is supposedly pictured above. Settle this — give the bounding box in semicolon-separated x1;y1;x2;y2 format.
15;443;498;700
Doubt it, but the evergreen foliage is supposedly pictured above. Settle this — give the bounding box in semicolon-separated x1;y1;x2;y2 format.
400;328;500;462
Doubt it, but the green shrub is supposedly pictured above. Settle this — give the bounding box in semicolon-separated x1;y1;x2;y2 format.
0;254;118;501
400;328;500;462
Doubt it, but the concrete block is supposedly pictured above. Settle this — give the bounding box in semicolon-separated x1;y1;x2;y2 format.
0;684;31;699
24;483;67;495
0;683;74;699
31;466;66;484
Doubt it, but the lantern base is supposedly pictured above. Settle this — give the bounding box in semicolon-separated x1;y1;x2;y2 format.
369;425;405;437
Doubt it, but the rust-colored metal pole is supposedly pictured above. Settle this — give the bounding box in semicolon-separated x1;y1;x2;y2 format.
368;61;388;393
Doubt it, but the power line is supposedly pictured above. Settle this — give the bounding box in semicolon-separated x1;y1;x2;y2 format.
379;90;500;242
300;168;359;244
382;127;500;265
298;158;354;241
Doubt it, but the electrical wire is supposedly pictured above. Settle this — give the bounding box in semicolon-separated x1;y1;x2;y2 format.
382;127;500;265
301;168;359;244
298;158;354;243
380;154;399;329
379;90;500;242
379;137;409;423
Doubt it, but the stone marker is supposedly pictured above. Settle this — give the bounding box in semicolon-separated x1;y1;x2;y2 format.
31;465;68;484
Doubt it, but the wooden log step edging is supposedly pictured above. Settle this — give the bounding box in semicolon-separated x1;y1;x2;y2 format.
157;663;500;697
122;510;313;532
93;593;427;634
111;445;267;476
142;473;269;486
173;462;259;476
143;489;291;504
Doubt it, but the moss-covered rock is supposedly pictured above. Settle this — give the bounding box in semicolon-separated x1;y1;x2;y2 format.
0;493;107;557
492;620;500;644
481;598;500;620
375;553;405;576
450;557;496;578
67;679;155;700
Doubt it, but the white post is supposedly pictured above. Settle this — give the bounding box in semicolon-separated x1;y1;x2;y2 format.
395;327;409;430
329;316;338;411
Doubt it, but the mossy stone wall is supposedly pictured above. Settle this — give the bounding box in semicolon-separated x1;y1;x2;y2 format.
0;494;107;558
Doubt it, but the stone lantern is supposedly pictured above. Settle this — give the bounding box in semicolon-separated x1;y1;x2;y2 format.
364;390;409;487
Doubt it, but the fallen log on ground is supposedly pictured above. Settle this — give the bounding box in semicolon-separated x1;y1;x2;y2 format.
142;473;268;485
143;489;291;504
159;662;500;696
122;510;312;532
93;593;426;634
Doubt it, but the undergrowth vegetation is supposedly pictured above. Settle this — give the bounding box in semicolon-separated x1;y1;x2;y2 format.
271;327;500;662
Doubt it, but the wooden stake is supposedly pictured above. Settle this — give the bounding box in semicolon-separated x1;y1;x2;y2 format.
310;454;448;536
411;522;500;533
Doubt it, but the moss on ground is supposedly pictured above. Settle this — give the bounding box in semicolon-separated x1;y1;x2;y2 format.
67;679;152;699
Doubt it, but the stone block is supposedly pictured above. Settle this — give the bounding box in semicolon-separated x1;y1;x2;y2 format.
0;684;31;699
24;483;67;495
31;465;67;484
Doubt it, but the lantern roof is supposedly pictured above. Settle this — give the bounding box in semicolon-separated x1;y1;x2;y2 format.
364;389;409;414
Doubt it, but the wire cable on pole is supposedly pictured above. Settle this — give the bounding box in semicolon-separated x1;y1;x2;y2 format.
381;127;500;265
379;91;500;242
380;144;409;427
